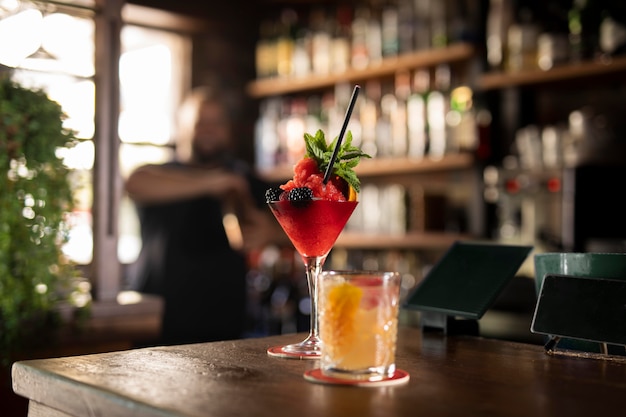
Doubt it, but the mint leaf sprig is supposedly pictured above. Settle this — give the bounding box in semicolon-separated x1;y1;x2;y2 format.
304;129;371;193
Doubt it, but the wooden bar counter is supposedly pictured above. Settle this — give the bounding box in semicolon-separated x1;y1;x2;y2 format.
11;326;626;417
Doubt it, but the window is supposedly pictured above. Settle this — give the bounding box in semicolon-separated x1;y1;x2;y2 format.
118;24;190;265
2;0;204;302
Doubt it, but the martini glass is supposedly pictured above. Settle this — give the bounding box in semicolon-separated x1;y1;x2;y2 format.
267;198;358;358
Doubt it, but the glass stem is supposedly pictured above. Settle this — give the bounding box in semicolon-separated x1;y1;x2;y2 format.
302;255;327;342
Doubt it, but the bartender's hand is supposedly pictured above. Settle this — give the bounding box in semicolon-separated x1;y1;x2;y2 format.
238;207;287;251
207;169;253;200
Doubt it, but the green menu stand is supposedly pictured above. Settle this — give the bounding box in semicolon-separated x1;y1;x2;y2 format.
404;241;533;335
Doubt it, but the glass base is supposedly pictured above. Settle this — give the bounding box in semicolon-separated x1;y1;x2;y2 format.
267;340;321;359
303;368;410;386
321;364;396;382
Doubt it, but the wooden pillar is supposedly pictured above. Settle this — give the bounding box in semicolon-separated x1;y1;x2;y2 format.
92;0;124;301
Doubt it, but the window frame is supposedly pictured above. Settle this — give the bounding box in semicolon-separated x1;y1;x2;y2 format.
92;0;209;302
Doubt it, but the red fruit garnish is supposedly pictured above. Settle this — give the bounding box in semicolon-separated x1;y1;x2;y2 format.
280;157;347;201
330;175;350;200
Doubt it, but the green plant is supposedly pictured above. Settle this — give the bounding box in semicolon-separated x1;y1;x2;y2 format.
0;75;82;363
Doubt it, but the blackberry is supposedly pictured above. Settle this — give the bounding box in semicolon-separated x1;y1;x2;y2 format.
288;187;313;206
265;187;284;202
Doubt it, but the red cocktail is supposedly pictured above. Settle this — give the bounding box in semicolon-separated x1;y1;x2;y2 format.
267;199;357;358
269;200;357;258
265;100;368;358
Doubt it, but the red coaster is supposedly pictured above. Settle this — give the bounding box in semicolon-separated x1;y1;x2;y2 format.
267;345;321;360
303;368;410;387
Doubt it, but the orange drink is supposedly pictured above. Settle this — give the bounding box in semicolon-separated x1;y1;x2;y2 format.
319;270;401;381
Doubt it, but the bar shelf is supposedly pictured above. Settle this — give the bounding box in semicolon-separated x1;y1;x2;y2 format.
247;43;475;98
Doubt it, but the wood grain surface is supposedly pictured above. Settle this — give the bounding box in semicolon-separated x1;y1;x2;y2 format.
12;327;626;417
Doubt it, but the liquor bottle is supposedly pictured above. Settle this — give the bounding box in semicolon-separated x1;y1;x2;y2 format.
305;95;323;138
507;8;540;71
291;28;311;77
360;80;380;157
599;16;626;56
397;0;414;54
381;0;400;57
449;85;478;154
310;8;331;75
275;9;297;78
391;71;410;157
254;98;281;170
413;0;431;51
407;69;429;159
430;0;447;48
427;64;450;159
351;6;370;69
568;0;603;62
376;81;394;157
367;3;383;66
486;0;514;70
255;20;277;78
331;4;352;74
334;82;363;148
284;98;308;164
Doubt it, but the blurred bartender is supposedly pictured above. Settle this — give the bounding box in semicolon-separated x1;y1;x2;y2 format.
125;85;282;345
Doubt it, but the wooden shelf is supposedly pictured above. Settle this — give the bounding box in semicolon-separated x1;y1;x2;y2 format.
478;55;626;91
335;231;469;250
258;153;475;183
356;152;474;176
247;43;475;98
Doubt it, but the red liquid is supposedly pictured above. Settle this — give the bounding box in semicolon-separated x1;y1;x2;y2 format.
269;200;358;257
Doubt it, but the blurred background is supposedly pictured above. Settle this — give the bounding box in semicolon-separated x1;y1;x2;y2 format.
2;1;626;413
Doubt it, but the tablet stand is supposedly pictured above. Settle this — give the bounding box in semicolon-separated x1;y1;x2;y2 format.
419;311;479;336
532;274;626;361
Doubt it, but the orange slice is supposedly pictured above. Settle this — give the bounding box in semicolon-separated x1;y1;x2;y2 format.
323;282;362;351
348;185;358;202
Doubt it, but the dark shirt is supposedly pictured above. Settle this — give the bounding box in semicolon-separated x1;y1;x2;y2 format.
126;159;269;345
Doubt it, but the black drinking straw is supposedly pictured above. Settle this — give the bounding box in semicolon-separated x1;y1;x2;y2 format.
323;84;361;185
